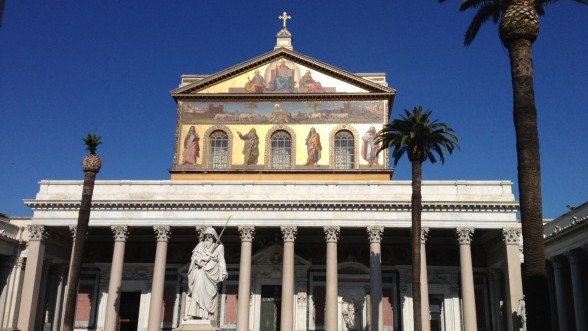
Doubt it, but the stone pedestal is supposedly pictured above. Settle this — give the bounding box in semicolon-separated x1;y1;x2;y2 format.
174;319;221;331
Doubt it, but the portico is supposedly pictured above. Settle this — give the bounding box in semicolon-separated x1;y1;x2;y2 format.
16;180;522;331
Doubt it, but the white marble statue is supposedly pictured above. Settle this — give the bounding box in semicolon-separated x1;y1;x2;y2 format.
185;227;228;320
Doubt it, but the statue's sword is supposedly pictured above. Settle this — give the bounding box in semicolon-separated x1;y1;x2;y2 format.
217;215;231;242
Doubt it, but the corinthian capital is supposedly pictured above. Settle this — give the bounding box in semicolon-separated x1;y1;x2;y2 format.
238;226;255;242
281;226;297;242
456;228;474;245
111;225;129;242
153;225;171;242
502;228;521;245
324;226;340;243
420;228;430;244
367;226;384;243
27;225;48;241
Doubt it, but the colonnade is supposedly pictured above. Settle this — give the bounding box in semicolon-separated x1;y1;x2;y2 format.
550;249;587;331
14;224;525;331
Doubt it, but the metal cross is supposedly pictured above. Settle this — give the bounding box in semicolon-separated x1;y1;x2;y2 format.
279;12;291;29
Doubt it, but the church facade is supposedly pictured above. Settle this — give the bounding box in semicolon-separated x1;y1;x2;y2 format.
2;19;524;331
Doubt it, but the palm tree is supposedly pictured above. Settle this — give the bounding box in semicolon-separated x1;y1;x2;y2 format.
376;107;458;331
62;134;102;331
439;0;586;329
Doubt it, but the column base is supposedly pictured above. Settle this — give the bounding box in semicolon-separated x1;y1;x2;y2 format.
174;319;221;331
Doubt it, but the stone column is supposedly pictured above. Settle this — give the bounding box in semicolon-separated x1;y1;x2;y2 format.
569;249;586;331
236;226;255;331
147;225;171;331
51;264;67;331
6;256;25;330
551;255;570;331
104;225;129;331
281;226;297;331
456;228;477;331
502;228;524;331
367;226;384;331
17;225;47;331
324;226;340;331
420;228;431;331
0;256;13;327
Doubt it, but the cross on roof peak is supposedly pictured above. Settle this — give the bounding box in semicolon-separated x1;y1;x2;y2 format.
279;12;291;29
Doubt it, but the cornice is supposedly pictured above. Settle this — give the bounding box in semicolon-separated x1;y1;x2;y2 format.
172;93;395;101
171;48;396;97
25;200;518;213
545;215;588;243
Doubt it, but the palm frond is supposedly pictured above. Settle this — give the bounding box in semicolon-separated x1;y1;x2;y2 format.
464;3;502;45
83;134;102;154
375;106;459;166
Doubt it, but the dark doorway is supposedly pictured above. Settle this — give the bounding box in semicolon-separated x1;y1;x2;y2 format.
260;285;282;331
430;294;444;331
118;291;141;331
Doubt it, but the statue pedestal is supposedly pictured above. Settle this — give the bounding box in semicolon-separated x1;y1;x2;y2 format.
174;319;220;331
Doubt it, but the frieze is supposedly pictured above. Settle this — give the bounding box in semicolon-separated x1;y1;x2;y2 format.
122;266;153;280
25;200;519;213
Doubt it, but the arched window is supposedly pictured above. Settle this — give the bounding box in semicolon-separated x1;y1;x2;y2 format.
334;130;354;169
207;130;229;169
270;131;292;169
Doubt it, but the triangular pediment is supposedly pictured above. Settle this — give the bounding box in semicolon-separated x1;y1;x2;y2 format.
251;244;311;266
171;48;395;97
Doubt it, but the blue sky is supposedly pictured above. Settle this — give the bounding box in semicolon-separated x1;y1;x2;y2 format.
0;1;586;218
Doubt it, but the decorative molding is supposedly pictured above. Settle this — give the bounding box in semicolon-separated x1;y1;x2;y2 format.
367;226;383;243
502;228;521;245
456;228;474;245
238;226;255;242
25;200;519;213
170;48;396;96
111;225;129;242
153;225;171;242
420;227;430;244
281;226;297;242
324;226;340;243
27;225;48;241
545;214;588;240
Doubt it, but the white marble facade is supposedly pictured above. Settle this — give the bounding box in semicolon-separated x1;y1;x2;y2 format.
2;179;526;331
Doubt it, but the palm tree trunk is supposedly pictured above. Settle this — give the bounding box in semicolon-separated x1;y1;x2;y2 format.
412;160;423;331
62;170;96;331
507;37;550;331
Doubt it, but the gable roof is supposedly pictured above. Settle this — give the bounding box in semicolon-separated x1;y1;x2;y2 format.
170;47;396;100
